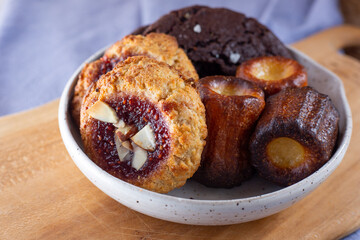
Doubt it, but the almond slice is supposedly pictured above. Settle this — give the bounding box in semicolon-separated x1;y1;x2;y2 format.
115;124;138;142
87;101;119;124
113;119;124;128
121;140;133;151
114;132;130;162
123;152;132;162
131;142;148;170
130;124;156;151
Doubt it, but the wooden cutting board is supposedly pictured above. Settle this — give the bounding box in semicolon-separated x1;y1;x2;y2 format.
1;25;360;240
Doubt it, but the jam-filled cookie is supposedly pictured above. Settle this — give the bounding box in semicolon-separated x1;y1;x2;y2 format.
104;33;198;83
71;33;199;125
71;58;119;126
80;56;207;193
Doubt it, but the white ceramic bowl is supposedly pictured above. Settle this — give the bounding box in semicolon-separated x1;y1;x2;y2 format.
58;47;352;225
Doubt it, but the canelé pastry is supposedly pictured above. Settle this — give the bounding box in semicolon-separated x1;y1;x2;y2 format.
250;87;339;186
236;56;307;96
194;76;265;188
142;5;292;77
80;56;207;193
71;33;199;125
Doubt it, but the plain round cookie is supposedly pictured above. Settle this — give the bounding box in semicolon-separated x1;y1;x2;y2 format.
80;56;207;193
142;5;292;77
71;33;199;125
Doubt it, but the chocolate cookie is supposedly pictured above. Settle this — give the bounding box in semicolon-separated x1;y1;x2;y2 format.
142;5;292;77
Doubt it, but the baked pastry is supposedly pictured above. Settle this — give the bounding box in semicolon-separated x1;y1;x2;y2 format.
141;5;292;77
250;87;339;186
80;56;207;193
194;76;265;188
71;58;120;126
71;33;199;125
103;33;198;82
236;56;307;96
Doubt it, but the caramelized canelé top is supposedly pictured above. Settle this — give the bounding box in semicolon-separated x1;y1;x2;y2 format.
236;56;307;96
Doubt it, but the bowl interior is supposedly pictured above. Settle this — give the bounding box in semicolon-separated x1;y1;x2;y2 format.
61;46;351;201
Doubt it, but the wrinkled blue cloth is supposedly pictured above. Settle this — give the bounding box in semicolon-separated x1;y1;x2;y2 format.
0;0;343;116
0;0;358;239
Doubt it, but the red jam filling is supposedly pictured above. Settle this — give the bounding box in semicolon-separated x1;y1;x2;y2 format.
99;57;121;76
96;54;146;82
89;95;170;180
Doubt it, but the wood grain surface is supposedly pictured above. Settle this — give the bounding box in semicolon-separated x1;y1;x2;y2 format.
1;25;360;240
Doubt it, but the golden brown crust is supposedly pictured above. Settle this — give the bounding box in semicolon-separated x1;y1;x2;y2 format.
71;33;199;126
80;56;207;193
71;60;104;126
250;86;339;186
104;33;198;83
194;76;265;188
236;56;307;96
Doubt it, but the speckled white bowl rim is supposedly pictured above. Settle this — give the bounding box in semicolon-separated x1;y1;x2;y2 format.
58;46;352;225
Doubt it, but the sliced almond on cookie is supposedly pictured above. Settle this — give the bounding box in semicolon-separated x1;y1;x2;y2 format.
115;122;138;141
131;142;148;170
131;124;156;151
121;140;133;151
87;101;119;124
114;132;130;162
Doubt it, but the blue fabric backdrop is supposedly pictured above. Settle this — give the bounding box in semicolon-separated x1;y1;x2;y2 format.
0;0;343;116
